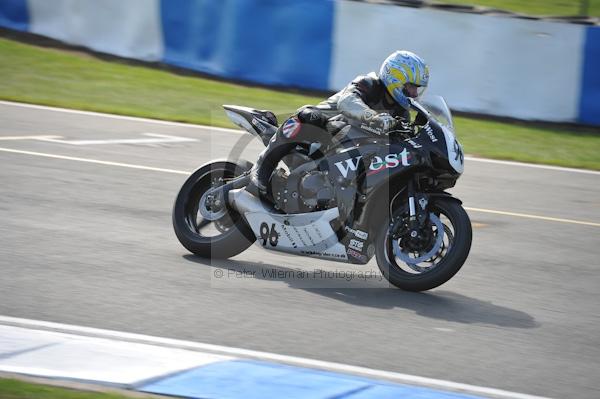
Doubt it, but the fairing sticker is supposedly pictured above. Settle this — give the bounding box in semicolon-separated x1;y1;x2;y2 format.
244;208;348;261
282;117;301;139
442;126;464;174
334;148;412;178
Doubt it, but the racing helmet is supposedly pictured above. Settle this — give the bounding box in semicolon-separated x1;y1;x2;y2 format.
379;51;429;109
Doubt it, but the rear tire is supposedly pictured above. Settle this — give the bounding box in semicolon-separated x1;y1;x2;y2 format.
375;198;472;291
172;161;256;259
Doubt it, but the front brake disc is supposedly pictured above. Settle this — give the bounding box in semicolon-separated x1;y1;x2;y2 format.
392;213;444;265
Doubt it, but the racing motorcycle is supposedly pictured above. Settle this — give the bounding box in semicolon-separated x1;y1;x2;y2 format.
172;96;472;291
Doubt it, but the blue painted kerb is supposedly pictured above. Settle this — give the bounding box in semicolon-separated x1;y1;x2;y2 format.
140;359;484;399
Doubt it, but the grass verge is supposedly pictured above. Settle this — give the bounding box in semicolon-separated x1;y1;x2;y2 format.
0;378;151;399
435;0;600;17
0;37;599;170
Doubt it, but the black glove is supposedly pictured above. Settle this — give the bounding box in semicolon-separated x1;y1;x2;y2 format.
297;107;328;127
368;113;396;135
391;119;413;136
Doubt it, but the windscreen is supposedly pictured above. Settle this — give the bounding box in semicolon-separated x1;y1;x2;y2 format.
417;95;453;129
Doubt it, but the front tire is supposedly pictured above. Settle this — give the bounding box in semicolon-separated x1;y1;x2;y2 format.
172;161;256;259
375;198;472;291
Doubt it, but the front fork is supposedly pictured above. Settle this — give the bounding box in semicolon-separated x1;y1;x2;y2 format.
391;179;429;239
408;180;430;231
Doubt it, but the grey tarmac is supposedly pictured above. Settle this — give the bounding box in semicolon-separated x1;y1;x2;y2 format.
0;102;599;398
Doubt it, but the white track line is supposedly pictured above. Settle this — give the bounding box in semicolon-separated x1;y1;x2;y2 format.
36;133;197;146
0;147;188;175
1;100;598;175
1;146;598;228
0;135;61;141
465;207;600;227
0;315;550;399
0;101;243;134
464;156;600;176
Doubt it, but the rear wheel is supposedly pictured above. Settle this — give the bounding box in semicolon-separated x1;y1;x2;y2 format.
172;161;256;258
375;197;472;291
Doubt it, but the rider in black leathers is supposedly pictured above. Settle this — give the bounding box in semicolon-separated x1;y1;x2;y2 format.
247;51;430;201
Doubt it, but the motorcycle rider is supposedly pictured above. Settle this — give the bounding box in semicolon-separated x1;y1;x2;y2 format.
247;50;430;200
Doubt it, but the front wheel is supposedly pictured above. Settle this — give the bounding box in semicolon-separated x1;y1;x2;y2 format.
172;161;256;259
375;197;472;291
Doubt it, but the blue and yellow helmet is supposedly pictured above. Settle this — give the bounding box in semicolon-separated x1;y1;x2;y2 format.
379;51;429;109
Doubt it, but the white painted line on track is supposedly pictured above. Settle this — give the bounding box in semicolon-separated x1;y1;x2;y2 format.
465;207;600;227
1;100;598;175
36;133;197;146
0;147;188;175
0;101;243;134
0;315;551;399
0;135;61;141
1;146;598;228
464;156;600;176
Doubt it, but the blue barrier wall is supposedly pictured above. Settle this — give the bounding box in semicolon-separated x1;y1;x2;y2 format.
580;26;600;125
160;0;334;90
0;0;28;31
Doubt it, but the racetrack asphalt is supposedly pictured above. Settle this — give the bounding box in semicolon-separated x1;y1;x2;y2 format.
1;102;599;398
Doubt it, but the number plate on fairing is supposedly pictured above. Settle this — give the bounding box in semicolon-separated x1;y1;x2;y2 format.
244;208;348;261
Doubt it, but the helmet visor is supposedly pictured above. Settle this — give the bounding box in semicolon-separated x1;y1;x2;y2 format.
403;83;427;99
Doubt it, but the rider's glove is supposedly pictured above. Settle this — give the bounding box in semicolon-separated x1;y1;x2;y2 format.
393;120;413;136
368;113;396;135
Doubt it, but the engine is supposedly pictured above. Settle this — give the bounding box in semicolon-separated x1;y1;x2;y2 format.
272;169;336;213
298;171;335;210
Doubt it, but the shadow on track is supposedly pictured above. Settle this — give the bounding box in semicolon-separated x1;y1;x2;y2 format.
184;255;539;329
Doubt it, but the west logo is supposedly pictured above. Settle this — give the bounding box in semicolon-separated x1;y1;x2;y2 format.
334;149;411;178
423;122;438;142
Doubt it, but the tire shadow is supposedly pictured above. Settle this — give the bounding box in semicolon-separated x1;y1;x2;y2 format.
184;255;539;329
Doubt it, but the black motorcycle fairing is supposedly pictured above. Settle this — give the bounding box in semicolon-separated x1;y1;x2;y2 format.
317;118;462;263
242;99;463;265
267;122;440;261
223;105;278;145
414;119;461;181
321;133;428;191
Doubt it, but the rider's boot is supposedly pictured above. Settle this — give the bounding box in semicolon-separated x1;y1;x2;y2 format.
245;141;293;203
245;159;271;201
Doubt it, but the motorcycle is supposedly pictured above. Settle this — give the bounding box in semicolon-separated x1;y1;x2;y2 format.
172;96;472;291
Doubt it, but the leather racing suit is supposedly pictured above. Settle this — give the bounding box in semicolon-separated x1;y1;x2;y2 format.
319;72;410;122
248;72;411;199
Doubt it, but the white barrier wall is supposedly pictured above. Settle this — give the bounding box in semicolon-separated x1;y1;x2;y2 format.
27;0;163;61
331;1;586;122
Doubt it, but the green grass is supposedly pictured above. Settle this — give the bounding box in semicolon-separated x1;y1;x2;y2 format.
435;0;600;17
456;117;600;169
0;38;317;127
0;378;150;399
0;37;599;170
